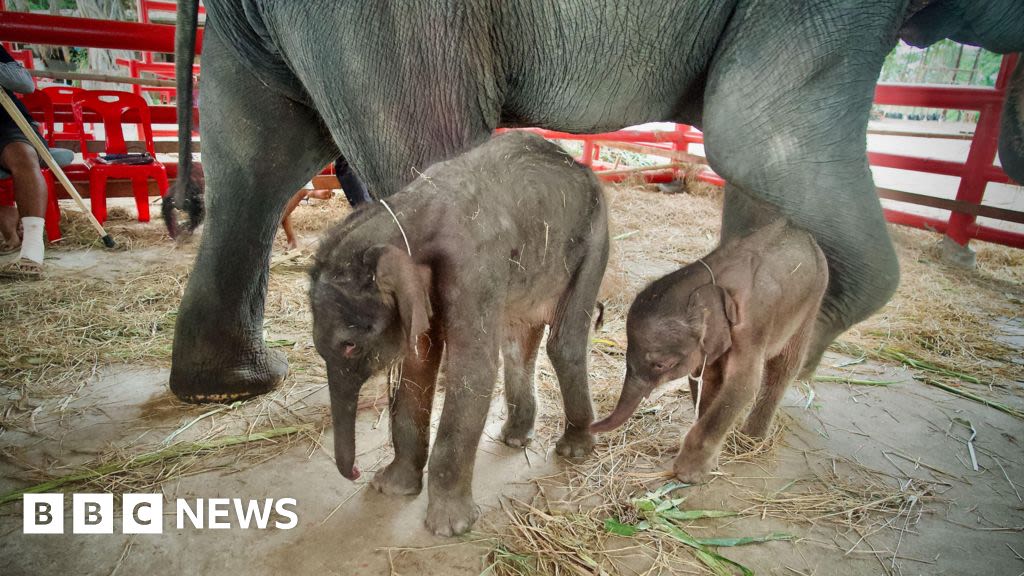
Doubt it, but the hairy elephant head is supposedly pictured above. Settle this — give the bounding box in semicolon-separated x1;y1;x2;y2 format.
592;279;738;433
309;244;432;480
900;0;1024;183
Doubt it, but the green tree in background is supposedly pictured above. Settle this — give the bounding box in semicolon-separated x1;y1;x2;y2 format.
879;40;1004;87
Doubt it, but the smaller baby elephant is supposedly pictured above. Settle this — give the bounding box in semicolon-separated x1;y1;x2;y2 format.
592;219;827;483
309;131;608;536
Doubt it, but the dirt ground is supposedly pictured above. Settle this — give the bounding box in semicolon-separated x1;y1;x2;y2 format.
1;183;1022;576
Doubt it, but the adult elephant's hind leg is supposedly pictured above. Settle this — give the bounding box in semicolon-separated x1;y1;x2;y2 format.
170;29;335;402
704;3;902;377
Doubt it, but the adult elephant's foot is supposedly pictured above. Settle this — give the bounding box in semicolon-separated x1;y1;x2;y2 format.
424;492;479;537
169;343;288;403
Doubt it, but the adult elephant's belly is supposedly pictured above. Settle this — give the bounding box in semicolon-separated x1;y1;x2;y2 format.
498;0;738;133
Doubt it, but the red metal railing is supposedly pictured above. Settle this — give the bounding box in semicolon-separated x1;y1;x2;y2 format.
0;9;1019;247
872;54;1020;248
0;11;202;54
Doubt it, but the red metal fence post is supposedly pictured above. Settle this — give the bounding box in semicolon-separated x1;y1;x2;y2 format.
945;54;1018;246
581;141;595;167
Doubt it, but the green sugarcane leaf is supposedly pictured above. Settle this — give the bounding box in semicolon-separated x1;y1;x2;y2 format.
649;481;690;498
655;520;754;576
698;532;795;547
604;518;639;536
654;519;705;549
655;496;686;512
660;509;738;521
633;498;656;512
694;549;739;576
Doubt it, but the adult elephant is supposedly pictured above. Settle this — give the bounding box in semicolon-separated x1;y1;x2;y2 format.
165;0;1023;403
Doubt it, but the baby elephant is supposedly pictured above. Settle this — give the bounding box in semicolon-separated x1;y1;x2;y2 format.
309;131;608;536
592;219;827;483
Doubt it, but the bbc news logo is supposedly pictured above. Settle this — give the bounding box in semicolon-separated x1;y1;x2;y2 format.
23;494;298;534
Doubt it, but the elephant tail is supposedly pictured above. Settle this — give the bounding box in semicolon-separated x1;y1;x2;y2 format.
163;0;204;239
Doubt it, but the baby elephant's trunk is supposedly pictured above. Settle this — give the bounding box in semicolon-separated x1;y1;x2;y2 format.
328;369;365;481
591;373;651;433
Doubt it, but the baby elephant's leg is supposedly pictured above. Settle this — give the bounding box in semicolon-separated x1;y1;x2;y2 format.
425;314;500;537
547;233;606;458
675;348;763;483
371;329;444;496
499;324;545;447
741;318;814;437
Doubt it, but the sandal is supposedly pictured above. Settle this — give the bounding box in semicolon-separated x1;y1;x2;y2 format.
0;242;19;256
0;257;44;280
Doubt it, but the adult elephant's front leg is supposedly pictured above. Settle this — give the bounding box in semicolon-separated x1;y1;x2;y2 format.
703;2;903;376
169;28;335;402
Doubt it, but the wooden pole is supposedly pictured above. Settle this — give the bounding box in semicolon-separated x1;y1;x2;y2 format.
0;90;115;248
28;69;177;88
595;162;684;177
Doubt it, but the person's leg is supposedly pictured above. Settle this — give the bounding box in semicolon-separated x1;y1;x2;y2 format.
279;189;307;251
0;204;19;252
0;141;46;267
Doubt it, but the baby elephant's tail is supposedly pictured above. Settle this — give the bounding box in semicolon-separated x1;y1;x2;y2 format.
593;301;605;331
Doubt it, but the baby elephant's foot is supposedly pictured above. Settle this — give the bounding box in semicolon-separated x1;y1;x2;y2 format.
740;416;773;439
555;428;595;458
672;451;717;485
499;420;535;448
371;461;423;496
425;493;479;537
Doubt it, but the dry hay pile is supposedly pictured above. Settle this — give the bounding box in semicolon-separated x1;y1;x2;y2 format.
0;265;186;395
736;457;936;529
50;206;172;251
488;373;794;575
835;224;1024;413
0;198;353;501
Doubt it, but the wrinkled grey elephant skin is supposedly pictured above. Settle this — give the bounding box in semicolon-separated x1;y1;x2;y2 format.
165;0;1024;402
592;219;828;484
308;131;608;536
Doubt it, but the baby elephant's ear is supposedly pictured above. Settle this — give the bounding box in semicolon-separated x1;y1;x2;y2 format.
369;245;433;356
720;285;739;327
688;284;738;361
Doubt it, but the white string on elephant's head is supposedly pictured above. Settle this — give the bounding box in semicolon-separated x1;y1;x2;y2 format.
380;199;412;256
691;353;709;420
697;258;715;286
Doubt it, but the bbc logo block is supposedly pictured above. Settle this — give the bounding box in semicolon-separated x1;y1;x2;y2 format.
22;493;298;534
23;494;64;534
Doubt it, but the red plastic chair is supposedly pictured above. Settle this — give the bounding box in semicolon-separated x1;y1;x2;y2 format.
72;90;169;224
0;90;68;242
41;86;94;143
8;48;34;71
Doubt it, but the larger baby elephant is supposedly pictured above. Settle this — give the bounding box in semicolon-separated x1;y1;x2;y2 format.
592;219;827;483
309;131;609;536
